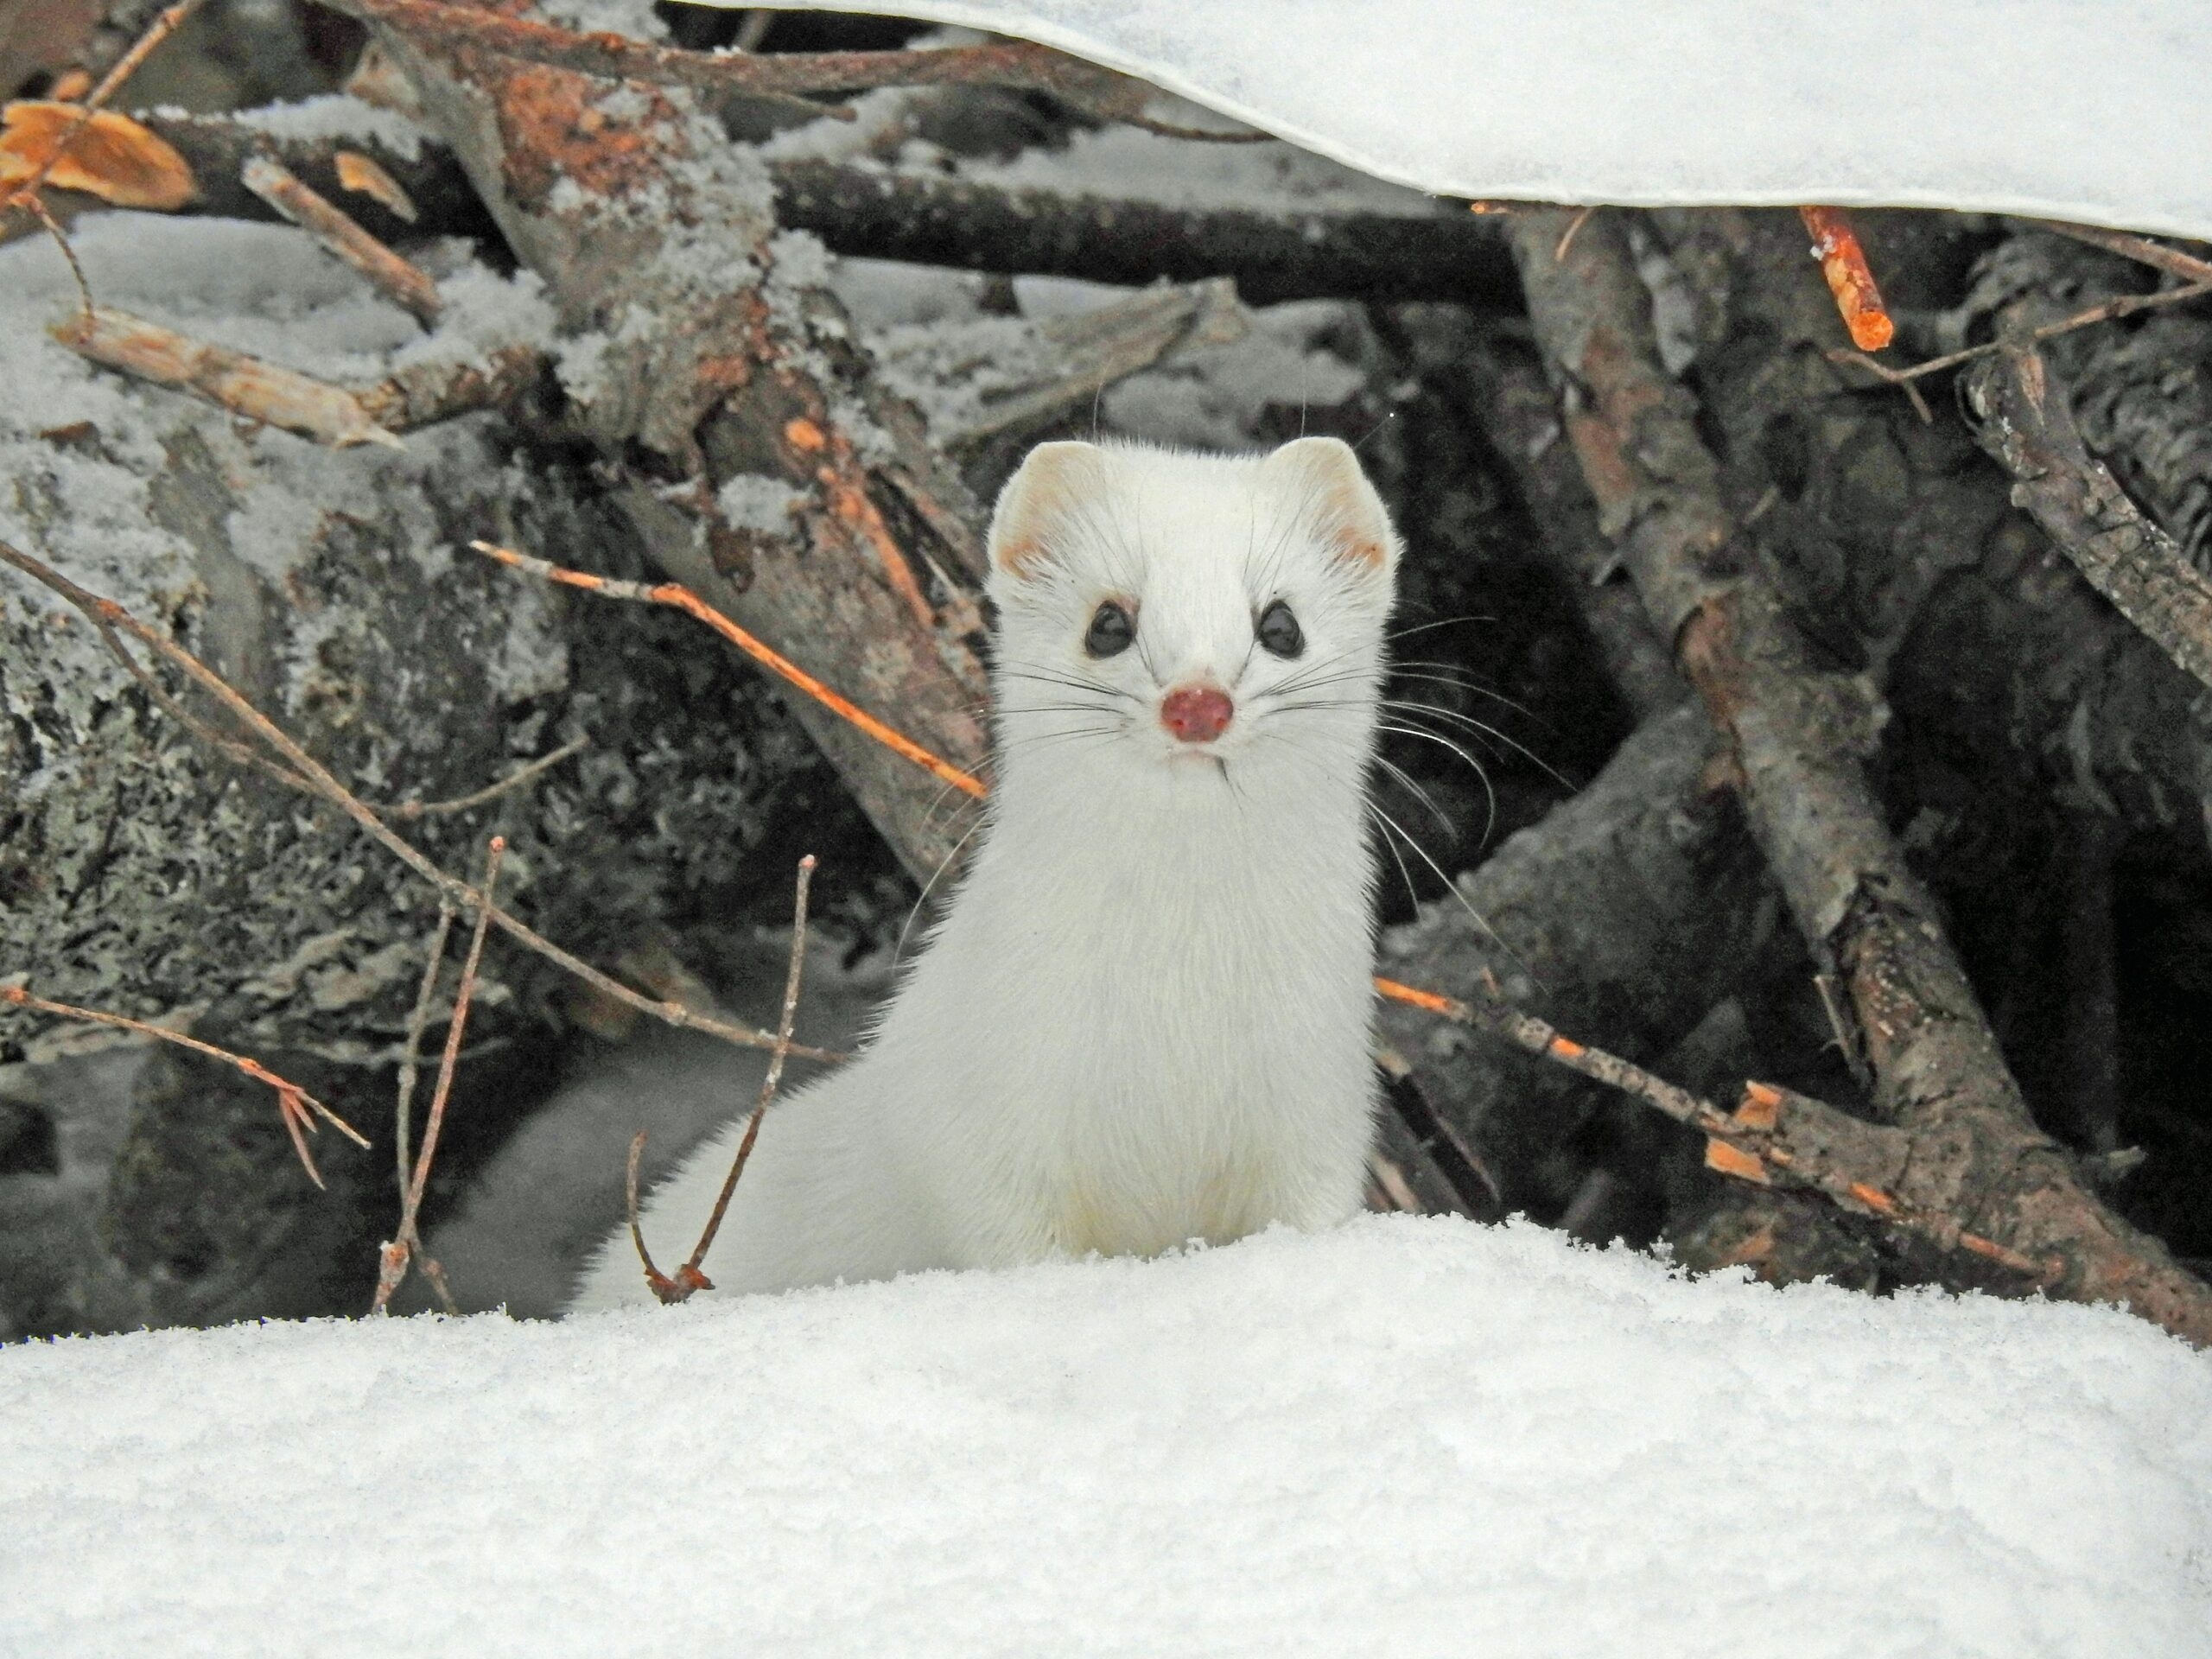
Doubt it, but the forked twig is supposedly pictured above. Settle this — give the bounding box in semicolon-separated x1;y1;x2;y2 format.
373;836;503;1314
1831;276;2212;392
629;855;817;1304
0;982;365;1185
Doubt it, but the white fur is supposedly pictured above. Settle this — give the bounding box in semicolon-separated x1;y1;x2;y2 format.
568;437;1400;1312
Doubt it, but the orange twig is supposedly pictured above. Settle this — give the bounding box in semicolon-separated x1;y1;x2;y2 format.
471;540;988;800
0;982;365;1186
1799;206;1894;353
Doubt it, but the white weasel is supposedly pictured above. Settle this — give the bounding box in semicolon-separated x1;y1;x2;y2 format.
569;435;1400;1312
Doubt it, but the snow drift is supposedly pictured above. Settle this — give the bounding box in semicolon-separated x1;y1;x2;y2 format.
5;1217;2210;1657
741;0;2212;240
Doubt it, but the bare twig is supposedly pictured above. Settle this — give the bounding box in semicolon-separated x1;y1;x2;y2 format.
240;155;442;325
393;903;456;1202
0;0;204;227
385;736;587;821
472;541;988;803
628;855;817;1306
0;536;830;1062
2019;218;2212;287
1832;277;2212;388
373;836;503;1314
1964;340;2212;695
0;982;364;1185
52;306;404;448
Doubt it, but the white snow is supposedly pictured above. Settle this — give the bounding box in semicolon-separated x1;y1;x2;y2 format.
726;0;2212;240
5;1216;2209;1657
227;93;429;162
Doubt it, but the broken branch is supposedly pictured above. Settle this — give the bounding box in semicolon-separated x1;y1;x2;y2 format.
1798;206;1894;351
240;154;442;325
52;305;404;448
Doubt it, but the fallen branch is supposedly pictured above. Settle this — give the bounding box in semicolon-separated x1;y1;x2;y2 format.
629;855;817;1305
1506;207;2212;1345
52;306;404;448
1963;340;2212;696
241;154;442;325
372;835;503;1314
0;982;365;1186
0;535;831;1062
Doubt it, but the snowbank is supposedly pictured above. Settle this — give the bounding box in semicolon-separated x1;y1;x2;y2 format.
5;1217;2209;1656
741;0;2212;240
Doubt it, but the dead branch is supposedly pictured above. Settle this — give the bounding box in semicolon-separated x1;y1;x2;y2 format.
0;982;365;1185
353;344;545;430
764;156;1520;308
240;154;442;325
52;306;404;448
0;535;834;1062
372;835;502;1314
1506;207;2212;1345
631;854;817;1306
1963;339;2212;696
377;30;994;882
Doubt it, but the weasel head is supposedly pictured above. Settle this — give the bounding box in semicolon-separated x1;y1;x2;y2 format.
983;437;1400;798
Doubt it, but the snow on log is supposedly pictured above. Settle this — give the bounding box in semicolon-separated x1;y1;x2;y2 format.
740;0;2212;239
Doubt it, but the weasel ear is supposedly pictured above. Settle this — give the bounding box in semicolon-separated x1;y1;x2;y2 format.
1264;436;1399;574
988;441;1106;582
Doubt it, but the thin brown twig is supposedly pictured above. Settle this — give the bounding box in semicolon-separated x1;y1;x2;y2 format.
240;155;442;325
2021;218;2212;287
1552;205;1597;263
391;901;455;1286
26;194;94;321
0;535;830;1062
384;736;588;821
372;836;503;1314
630;854;816;1305
0;0;206;226
1830;277;2212;389
0;982;365;1185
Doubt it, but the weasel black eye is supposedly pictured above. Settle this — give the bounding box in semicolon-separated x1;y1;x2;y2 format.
1256;600;1304;658
1084;600;1135;658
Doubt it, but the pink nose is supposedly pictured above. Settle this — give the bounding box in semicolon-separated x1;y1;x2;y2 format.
1160;684;1234;744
